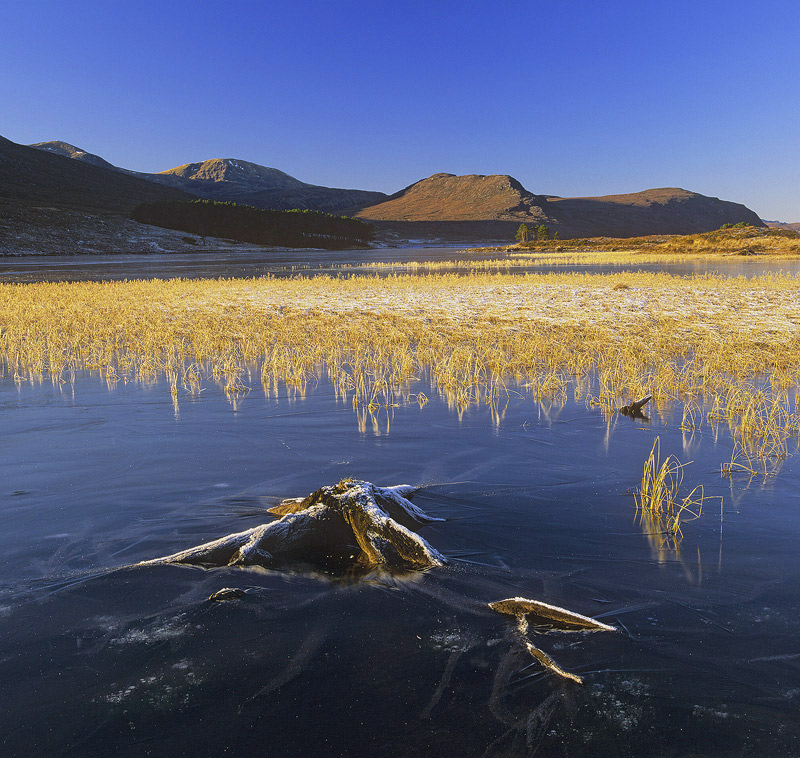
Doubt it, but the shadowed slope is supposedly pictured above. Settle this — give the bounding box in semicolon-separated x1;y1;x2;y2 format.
28;140;120;172
547;187;765;237
2;136;191;212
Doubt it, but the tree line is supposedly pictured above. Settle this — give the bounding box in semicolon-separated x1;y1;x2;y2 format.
515;223;558;243
131;199;375;249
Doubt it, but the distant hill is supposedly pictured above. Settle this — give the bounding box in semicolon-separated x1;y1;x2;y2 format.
546;187;765;237
356;173;551;223
29;142;387;214
356;175;765;239
764;219;800;232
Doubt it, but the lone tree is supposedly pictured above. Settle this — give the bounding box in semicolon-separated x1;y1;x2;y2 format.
515;223;530;243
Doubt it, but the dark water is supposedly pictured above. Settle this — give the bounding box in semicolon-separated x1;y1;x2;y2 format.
2;375;799;757
2;248;800;282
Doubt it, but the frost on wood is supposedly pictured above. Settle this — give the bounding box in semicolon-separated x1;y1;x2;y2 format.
489;597;617;633
138;479;446;571
490;597;616;684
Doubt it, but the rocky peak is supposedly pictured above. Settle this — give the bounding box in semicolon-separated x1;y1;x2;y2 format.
158;158;309;191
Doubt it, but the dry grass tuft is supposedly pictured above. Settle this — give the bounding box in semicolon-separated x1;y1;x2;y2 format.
635;438;709;558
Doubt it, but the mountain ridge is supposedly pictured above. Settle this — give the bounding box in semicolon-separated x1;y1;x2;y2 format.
355;173;764;237
4;135;770;249
546;186;764;237
156;158;308;189
28;140;119;172
28;141;387;214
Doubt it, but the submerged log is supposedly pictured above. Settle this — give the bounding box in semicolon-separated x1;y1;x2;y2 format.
619;394;653;417
138;479;446;571
489;597;616;632
489;596;616;684
524;641;584;684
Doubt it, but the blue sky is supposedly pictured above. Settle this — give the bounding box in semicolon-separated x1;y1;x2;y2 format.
2;0;799;219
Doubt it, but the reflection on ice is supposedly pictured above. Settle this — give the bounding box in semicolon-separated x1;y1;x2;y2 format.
2;367;800;756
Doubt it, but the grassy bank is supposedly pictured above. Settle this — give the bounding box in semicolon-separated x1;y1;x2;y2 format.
461;225;800;260
2;270;799;466
504;225;800;256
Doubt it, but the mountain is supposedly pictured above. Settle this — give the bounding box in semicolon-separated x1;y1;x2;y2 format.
153;158;308;191
0;136;201;254
29;143;387;214
356;173;551;223
355;174;764;239
3;137;191;213
763;219;800;232
150;158;388;213
4;135;769;251
28;140;119;172
546;187;765;237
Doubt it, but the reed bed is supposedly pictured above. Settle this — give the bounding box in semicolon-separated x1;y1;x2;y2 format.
2;270;800;463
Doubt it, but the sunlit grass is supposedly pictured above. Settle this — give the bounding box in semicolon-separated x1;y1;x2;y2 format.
509;225;800;257
636;438;705;535
635;438;714;562
346;246;800;274
335;227;800;276
1;270;799;463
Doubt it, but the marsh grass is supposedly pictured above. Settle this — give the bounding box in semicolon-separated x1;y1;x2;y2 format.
337;228;800;277
1;270;799;466
721;442;763;477
635;438;708;555
349;246;799;275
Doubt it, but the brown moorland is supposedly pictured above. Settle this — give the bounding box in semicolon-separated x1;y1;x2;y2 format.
356;172;552;223
545;187;763;237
